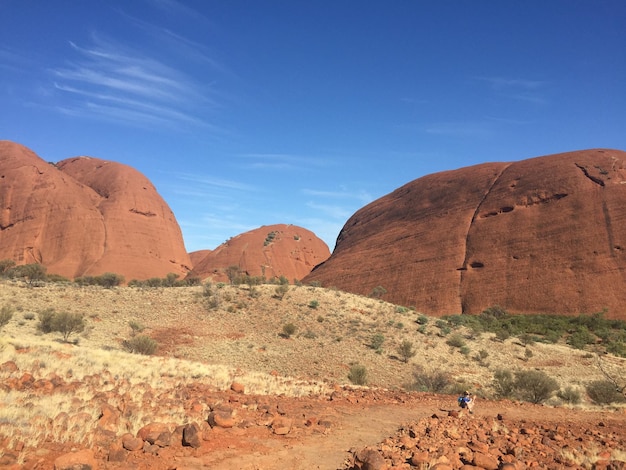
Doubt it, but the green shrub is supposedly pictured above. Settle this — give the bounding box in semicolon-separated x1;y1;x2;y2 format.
282;322;297;338
557;386;582;405
605;341;626;357
37;308;57;333
0;305;13;329
397;339;416;363
446;333;466;348
416;314;429;325
128;320;145;335
348;364;367;385
524;348;534;360
493;369;516;399
513;369;559;404
123;335;158;355
370;333;385;351
51;312;85;342
308;300;319;309
494;327;511;341
368;286;387;299
46;273;71;283
6;263;47;286
37;309;85;342
519;333;536;346
163;273;180;287
408;365;451;393
274;284;289;300
459;345;470;356
97;272;125;288
0;259;16;275
567;326;595;350
146;277;163;287
585;380;626;405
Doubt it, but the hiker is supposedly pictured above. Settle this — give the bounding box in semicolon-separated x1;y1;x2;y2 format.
458;390;475;414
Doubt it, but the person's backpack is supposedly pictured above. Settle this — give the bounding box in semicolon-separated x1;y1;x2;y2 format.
457;396;466;408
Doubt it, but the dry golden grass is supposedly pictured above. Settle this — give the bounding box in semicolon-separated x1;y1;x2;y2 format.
1;279;625;399
1;279;626;459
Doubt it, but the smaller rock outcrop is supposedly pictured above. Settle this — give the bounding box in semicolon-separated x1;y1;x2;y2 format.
188;224;330;283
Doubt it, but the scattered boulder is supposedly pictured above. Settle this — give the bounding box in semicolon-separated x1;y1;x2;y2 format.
53;449;97;470
182;423;202;448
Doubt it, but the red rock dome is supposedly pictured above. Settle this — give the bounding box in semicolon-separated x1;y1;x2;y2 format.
188;224;330;283
0;140;191;281
304;149;626;319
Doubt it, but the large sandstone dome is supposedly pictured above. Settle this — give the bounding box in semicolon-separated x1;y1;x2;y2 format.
0;140;191;280
188;224;330;283
305;149;626;319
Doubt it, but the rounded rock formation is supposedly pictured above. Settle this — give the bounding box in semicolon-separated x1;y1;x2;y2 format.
305;149;626;319
188;224;330;283
0;140;191;281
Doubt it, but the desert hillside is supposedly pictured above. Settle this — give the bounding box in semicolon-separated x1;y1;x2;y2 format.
1;279;625;468
2;281;625;391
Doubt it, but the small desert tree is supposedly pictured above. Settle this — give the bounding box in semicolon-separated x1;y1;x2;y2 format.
163;272;180;287
586;380;626;405
225;265;240;285
513;369;559;404
0;259;16;276
51;312;86;342
37;308;57;333
7;263;47;286
397;339;417;363
493;368;516;399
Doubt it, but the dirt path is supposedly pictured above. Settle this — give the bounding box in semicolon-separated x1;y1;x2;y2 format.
175;403;432;470
166;396;626;470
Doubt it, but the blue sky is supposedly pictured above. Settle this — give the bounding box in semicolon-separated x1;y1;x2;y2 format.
2;1;625;252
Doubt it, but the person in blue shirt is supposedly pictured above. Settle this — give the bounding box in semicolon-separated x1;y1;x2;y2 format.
458;390;475;414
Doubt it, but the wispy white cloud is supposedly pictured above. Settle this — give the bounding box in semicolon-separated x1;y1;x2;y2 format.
305;201;354;220
425;121;493;138
475;76;549;105
173;172;256;192
50;32;220;130
476;76;546;90
303;187;372;204
238;153;333;171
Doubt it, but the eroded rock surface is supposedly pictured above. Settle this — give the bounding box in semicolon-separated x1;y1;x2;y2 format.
305;149;626;319
189;224;330;283
0;140;191;280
